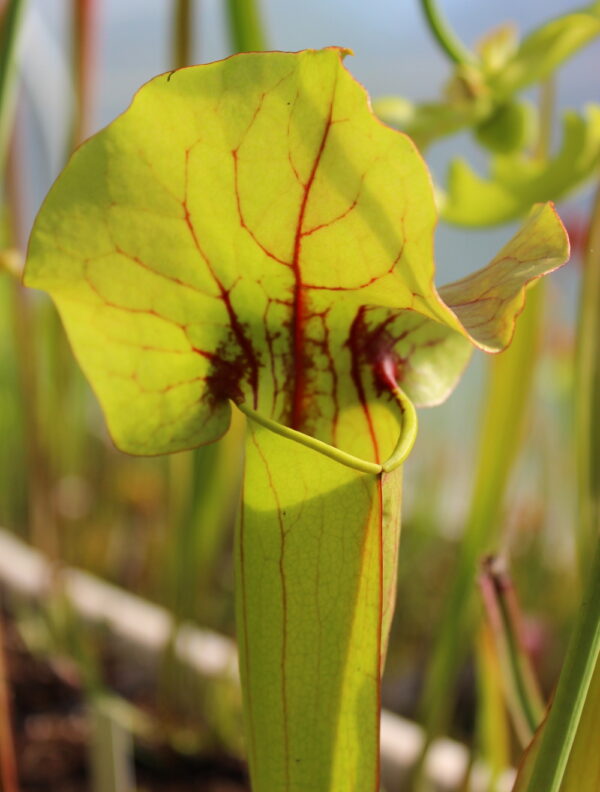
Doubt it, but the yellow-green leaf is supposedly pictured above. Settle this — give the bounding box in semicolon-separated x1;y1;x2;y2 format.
25;49;568;462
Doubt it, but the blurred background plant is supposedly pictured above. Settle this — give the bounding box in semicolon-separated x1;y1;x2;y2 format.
0;1;599;791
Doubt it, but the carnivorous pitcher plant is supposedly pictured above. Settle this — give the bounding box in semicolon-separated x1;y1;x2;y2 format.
24;49;569;791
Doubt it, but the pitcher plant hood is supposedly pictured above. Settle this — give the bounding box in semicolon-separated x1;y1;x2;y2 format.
25;48;570;465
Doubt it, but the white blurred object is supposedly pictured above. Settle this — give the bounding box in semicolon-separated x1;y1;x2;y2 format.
0;528;515;792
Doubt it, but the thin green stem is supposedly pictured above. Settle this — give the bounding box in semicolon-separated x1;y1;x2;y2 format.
479;556;545;746
238;387;417;476
419;0;474;66
225;0;267;54
237;403;382;474
493;580;543;738
0;0;27;173
574;182;600;573
382;386;418;472
523;539;600;792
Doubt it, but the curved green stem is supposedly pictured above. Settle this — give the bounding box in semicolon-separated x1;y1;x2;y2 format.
523;539;600;792
237;387;417;476
237;403;382;474
382;386;418;472
419;0;474;66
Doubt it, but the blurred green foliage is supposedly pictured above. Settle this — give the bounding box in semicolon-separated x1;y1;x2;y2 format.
0;1;599;790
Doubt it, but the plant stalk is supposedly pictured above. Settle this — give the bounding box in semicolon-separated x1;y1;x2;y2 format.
172;0;193;69
0;0;27;173
6;126;58;555
574;182;600;573
419;0;474;66
71;0;96;147
225;0;267;53
522;538;600;792
479;556;545;746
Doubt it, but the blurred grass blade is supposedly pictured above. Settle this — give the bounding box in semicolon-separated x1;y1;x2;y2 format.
513;540;600;792
0;0;27;171
479;556;545;746
559;653;600;789
475;624;511;792
166;411;244;624
574;185;600;569
89;697;135;792
419;283;545;740
225;0;267;53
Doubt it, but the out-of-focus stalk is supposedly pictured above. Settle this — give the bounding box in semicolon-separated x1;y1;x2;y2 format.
574;184;600;573
89;697;135;792
475;624;511;792
0;0;27;172
71;0;96;147
173;0;193;69
419;0;475;66
520;540;600;792
7;124;58;554
225;0;267;53
479;555;545;746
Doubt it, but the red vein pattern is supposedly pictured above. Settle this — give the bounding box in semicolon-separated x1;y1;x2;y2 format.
26;49;566;460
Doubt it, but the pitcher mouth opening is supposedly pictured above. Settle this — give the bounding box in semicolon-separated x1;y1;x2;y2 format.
236;381;417;476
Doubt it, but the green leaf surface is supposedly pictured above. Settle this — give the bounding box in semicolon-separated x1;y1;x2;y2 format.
237;415;403;791
25;49;568;463
443;106;600;226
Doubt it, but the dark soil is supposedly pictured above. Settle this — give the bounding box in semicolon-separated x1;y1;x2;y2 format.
2;613;249;792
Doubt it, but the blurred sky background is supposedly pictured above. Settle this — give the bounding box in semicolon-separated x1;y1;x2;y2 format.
20;0;600;279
